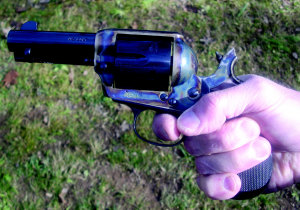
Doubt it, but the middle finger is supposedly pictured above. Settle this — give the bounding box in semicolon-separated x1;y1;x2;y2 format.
184;117;260;156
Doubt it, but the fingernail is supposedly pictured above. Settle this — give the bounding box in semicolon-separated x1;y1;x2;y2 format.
252;139;269;159
178;110;200;133
223;176;236;191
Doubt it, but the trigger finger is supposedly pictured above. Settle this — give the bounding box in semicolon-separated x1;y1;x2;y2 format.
152;113;180;141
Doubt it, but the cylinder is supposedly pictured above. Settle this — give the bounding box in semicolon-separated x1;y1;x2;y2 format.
114;34;172;91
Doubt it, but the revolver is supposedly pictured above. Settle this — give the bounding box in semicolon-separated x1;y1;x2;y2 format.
7;21;272;200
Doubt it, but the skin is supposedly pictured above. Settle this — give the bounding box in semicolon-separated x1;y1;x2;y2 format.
152;74;300;200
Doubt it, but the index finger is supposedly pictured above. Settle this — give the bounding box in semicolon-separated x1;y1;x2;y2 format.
152;113;181;141
177;75;283;136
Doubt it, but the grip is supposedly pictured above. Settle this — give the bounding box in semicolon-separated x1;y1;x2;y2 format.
233;154;273;200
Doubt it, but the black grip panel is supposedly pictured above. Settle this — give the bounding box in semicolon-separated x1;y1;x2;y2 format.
233;154;273;200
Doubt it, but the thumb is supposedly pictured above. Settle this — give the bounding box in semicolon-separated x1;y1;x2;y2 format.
177;75;283;136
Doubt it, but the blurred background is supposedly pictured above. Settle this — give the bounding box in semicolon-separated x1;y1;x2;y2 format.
0;0;300;209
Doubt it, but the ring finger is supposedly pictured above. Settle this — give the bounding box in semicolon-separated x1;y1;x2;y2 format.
195;136;271;175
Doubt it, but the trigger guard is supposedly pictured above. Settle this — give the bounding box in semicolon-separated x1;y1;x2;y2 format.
130;107;185;147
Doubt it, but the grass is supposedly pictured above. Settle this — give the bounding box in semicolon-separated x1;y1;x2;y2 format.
0;0;300;209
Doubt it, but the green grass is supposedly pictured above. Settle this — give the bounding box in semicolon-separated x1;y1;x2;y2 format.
0;0;299;209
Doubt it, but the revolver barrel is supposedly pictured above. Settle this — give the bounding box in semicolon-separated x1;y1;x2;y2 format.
7;22;95;66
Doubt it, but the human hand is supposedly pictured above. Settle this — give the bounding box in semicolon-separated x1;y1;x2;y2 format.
152;74;300;200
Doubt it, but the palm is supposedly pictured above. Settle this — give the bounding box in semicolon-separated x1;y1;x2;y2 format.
249;108;300;193
268;152;300;193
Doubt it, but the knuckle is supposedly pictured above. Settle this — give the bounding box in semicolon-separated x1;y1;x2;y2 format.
251;76;269;93
247;75;285;110
184;137;196;154
241;118;260;139
219;128;235;151
247;75;276;100
196;93;226;134
196;157;219;175
201;92;221;111
232;152;247;170
184;136;206;156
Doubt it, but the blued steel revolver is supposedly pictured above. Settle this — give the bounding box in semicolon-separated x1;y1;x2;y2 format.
7;21;272;200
